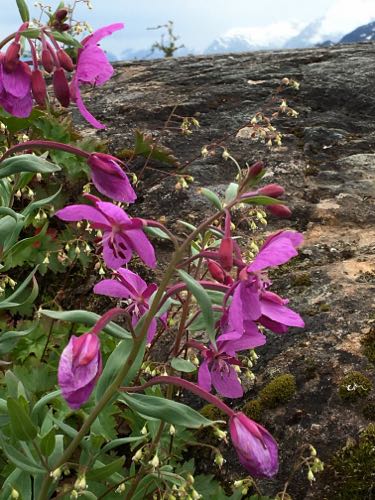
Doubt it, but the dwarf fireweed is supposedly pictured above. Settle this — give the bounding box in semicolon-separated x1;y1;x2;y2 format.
0;2;312;498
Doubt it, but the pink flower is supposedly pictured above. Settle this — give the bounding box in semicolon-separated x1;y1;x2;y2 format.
197;322;266;398
228;231;304;335
87;153;136;203
55;195;156;269
94;268;162;342
230;412;279;478
71;23;124;128
58;332;102;409
0;52;32;118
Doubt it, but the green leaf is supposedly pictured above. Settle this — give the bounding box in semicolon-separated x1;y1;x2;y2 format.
52;30;82;47
31;389;61;424
16;0;30;21
0;325;36;354
7;397;38;441
119;393;219;429
0;435;45;474
0;268;38;308
40;309;131;339
133;130;178;166
151;469;186;487
144;226;171;240
86;457;125;482
0;154;61;179
199;188;222;210
225;182;239;204
22;186;62;218
95;336;145;401
177;270;216;344
2;225;48;269
40;427;56;457
171;357;197;373
0;468;32;500
241;195;285;206
101;435;146;454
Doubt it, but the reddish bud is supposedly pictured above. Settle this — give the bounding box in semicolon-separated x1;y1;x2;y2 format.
4;42;20;71
53;68;70;107
57;49;74;72
207;259;226;283
41;49;54;73
31;69;47;106
267;204;292;218
257;184;285;198
55;8;68;21
219;238;234;271
248;161;264;178
61;23;71;32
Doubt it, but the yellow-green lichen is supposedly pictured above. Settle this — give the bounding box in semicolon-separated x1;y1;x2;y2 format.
242;399;263;422
291;271;312;287
330;424;375;499
338;371;372;401
258;374;296;409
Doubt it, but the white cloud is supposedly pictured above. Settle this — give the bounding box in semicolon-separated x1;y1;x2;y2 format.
319;0;375;37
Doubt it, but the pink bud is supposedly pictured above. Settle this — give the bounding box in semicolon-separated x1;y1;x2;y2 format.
257;184;285;198
248;161;264;178
4;42;20;72
31;70;47;106
53;68;70;107
267;204;292;218
41;49;54;73
207;259;226;283
57;49;74;72
219;238;233;271
229;412;279;478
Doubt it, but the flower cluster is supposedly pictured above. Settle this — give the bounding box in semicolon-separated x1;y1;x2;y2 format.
0;20;123;128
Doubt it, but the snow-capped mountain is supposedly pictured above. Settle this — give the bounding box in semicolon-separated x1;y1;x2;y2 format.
205;22;305;54
339;20;375;43
283;18;342;49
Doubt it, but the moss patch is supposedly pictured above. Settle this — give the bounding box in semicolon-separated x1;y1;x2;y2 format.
291;271;312;287
258;374;296;409
338;371;372;401
363;401;375;421
330;424;375;499
242;399;263;422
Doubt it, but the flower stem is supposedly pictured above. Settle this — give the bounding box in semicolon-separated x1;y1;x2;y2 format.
0;140;90;163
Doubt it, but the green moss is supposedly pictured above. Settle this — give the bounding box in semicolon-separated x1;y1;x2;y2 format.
338;371;372;401
199;404;227;423
361;326;375;363
258;374;296;409
363;402;375;421
291;271;312;287
195;404;227;445
330;424;375;499
242;399;263;422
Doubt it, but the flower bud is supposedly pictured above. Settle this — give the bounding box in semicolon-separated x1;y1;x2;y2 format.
50;467;62;480
57;49;74;72
214;452;224;467
230;413;278;478
169;424;176;436
42;48;54;73
132;449;143;462
10;489;19;499
55;8;68;21
53;68;70;107
4;42;20;71
31;69;47;106
115;483;126;493
257;184;285;198
307;469;315;482
149;454;159;469
248;161;264;178
207;259;226;283
266;204;292;218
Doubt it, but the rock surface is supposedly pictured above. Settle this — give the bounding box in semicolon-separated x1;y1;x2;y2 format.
77;43;375;498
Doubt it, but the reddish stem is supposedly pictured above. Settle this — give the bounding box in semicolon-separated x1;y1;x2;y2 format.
121;375;235;418
0;140;90;163
91;307;127;336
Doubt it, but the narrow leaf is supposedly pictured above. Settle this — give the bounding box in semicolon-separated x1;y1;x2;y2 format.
200;188;222;210
86;457;125;481
7;397;38;441
0;154;61;179
16;0;30;21
171;357;197;373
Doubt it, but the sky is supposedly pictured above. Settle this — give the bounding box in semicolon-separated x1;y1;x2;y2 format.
1;0;375;56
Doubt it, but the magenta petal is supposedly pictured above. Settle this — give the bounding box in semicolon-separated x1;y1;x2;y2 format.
211;364;243;398
260;298;305;327
1;91;32;118
222;325;266;354
229;281;261;335
248;231;303;273
75;85;106;129
2;62;31;97
93;279;130;299
198;359;212;392
102;236;130;269
117;268;147;294
83;23;124;46
259;316;289;334
77;45;114;86
55;204;109;226
125;229;157;268
96;201;131;225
